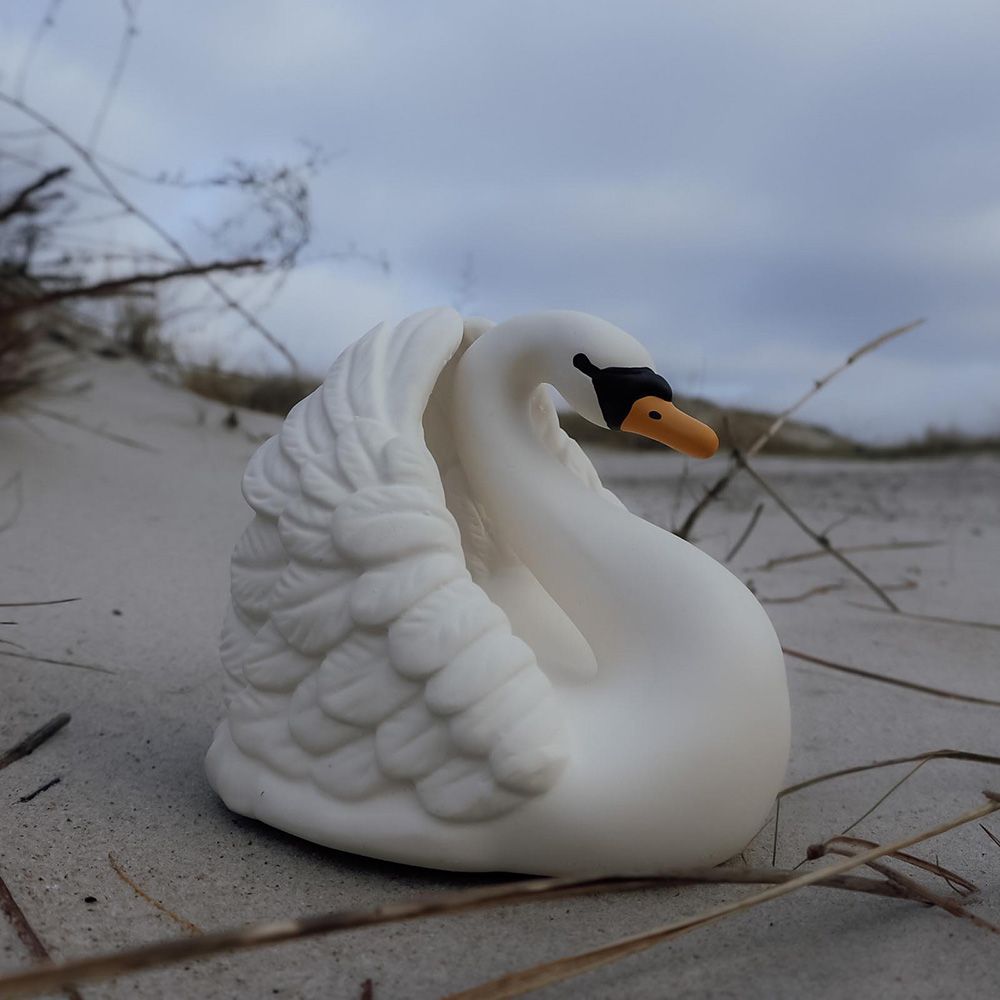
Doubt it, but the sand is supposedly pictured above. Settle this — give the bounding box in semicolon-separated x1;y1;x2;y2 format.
2;352;999;998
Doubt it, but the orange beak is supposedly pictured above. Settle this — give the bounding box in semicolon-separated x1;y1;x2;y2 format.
620;396;719;458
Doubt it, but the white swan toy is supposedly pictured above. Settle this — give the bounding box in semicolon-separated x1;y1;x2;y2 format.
206;308;790;874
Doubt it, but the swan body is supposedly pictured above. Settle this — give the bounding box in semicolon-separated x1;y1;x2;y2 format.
206;308;790;874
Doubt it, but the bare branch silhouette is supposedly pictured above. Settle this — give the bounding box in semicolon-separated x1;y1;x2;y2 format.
676;319;924;540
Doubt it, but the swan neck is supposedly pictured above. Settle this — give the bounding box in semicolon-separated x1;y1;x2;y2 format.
452;329;646;663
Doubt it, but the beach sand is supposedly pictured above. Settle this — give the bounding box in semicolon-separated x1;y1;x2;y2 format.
2;352;999;998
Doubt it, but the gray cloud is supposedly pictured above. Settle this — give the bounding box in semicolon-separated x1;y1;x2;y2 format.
3;0;999;440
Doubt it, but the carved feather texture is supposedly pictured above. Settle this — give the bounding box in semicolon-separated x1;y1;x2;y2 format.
218;308;620;823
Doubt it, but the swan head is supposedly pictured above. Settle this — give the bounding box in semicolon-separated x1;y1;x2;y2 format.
524;311;720;459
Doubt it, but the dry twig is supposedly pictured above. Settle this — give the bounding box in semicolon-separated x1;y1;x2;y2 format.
676;319;923;540
20;403;157;452
813;840;998;936
0;471;24;534
752;539;942;572
734;451;899;610
724;501;764;562
0;650;114;674
783;647;1000;707
847;602;1000;633
839;760;931;836
85;0;138;152
108;853;202;936
18;776;61;803
781;749;1000;800
762;582;844;604
0;598;79;608
0;90;300;372
0;867;919;999
0;259;265;319
448;793;999;999
0;167;69;224
771;749;1000;865
812;835;976;895
0;871;83;1000
0;713;70;771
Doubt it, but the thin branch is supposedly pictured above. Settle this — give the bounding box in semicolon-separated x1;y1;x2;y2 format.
0;650;115;674
748;319;925;460
676;319;923;539
735;451;899;610
0;871;83;1000
781;749;1000;799
675;462;737;539
752;539;943;572
0;714;71;771
85;0;139;151
0;868;914;999
840;759;930;835
847;602;1000;634
783;647;1000;707
12;0;65;100
0;598;79;608
448;793;999;999
18;776;61;803
0;167;70;223
761;582;844;604
815;843;997;936
22;404;158;453
0;471;24;533
0;259;265;318
0;90;300;373
815;835;976;895
724;502;764;562
108;853;202;936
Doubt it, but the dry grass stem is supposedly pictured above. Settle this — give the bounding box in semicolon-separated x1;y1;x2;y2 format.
0;166;70;223
762;582;844;604
772;750;1000;865
762;580;914;604
0;598;79;608
0;90;299;373
981;825;1000;850
107;853;202;935
0;713;70;771
839;759;930;835
18;776;61;803
813;840;998;936
0;472;24;533
0;867;921;999
847;602;1000;633
0;259;265;320
22;403;157;452
781;749;1000;799
447;793;998;1000
735;452;899;610
724;501;764;562
752;539;943;572
0;650;115;674
814;836;976;894
745;319;924;458
0;871;83;1000
675;318;923;539
782;647;1000;707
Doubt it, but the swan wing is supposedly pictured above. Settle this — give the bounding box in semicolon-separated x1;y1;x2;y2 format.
221;308;568;821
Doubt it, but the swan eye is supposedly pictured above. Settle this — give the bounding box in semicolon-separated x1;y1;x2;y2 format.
649;410;662;420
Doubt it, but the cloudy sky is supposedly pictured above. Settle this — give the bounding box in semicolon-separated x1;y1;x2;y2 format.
3;1;999;441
